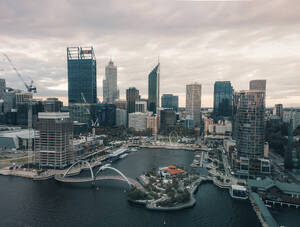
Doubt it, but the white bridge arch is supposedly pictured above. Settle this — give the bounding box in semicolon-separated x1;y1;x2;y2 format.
95;164;132;188
63;160;94;180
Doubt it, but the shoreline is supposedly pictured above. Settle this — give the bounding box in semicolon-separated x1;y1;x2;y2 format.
128;177;231;212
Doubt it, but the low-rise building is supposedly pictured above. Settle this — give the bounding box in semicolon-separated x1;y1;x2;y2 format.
248;178;300;206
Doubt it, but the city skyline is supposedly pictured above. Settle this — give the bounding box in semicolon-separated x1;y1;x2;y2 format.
0;0;300;107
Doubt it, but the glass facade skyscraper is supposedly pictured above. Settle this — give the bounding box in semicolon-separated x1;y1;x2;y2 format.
148;63;160;114
126;87;140;114
161;94;178;111
213;81;233;122
67;47;97;104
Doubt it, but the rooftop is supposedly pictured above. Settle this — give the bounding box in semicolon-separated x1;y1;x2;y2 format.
248;178;300;194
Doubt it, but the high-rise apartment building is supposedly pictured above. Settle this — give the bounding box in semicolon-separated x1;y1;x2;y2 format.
161;94;178;111
67;47;97;104
34;112;73;168
126;87;140;114
103;60;119;103
249;80;266;91
148;63;160;114
213;81;233;122
235;90;265;159
186;83;202;127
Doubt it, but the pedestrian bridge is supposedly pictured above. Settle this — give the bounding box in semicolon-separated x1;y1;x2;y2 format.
54;174;143;190
54;161;143;190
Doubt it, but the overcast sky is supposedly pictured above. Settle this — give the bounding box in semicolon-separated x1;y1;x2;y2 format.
0;0;299;107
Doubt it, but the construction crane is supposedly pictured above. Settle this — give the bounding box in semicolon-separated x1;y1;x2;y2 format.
2;53;37;93
81;92;99;139
1;53;37;170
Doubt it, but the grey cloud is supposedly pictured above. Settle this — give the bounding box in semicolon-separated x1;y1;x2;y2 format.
0;0;300;107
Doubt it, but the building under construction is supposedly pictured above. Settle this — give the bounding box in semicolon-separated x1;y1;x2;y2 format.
34;112;73;169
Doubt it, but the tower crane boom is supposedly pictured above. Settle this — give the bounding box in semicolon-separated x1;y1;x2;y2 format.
2;53;37;93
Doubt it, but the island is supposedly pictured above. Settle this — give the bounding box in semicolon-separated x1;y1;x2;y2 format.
128;165;207;211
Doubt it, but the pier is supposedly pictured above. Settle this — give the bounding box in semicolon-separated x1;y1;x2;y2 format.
249;192;279;227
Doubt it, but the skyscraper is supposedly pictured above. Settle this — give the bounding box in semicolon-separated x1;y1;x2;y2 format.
103;59;119;103
161;94;179;111
235;90;265;159
213;81;233;122
126;87;140;114
148;63;160;114
67;47;97;104
273;104;283;119
186;83;202;127
0;78;6;99
249;80;266;91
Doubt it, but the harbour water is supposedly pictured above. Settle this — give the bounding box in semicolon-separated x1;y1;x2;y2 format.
0;148;299;227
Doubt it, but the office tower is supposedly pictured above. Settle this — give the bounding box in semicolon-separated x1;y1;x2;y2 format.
35;112;73;168
90;103;116;127
147;115;159;135
284;119;299;169
135;101;147;113
235;90;265;159
67;47;97;104
126;87;140;114
128;112;148;131
69;104;91;124
249;80;266;91
148;63;160;114
160;109;176;132
3;91;16;113
113;99;127;110
43;98;63;112
213;81;233;122
0;79;6;99
161;94;179;111
186;83;202;127
116;108;127;127
103;59;119;103
273;104;283;120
